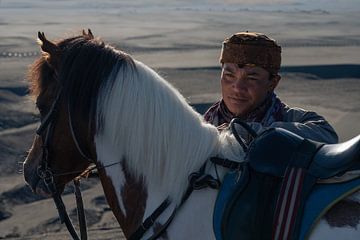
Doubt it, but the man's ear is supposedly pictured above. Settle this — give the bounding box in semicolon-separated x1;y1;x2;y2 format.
269;74;281;91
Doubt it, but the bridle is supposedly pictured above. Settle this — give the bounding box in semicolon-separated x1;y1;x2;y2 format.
35;85;93;240
36;85;96;180
36;87;62;183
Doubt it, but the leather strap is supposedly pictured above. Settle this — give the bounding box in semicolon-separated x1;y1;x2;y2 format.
210;157;243;170
129;198;171;240
128;161;215;240
74;179;88;240
52;193;81;240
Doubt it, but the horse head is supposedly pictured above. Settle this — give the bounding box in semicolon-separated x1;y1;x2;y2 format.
23;30;152;237
23;30;99;197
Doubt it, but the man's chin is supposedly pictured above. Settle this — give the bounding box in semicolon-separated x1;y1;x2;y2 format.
225;100;250;114
227;105;251;117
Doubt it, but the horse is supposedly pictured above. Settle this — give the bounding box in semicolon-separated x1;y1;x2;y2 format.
23;30;360;239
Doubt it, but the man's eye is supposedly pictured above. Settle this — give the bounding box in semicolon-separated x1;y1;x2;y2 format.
225;73;235;78
248;76;258;80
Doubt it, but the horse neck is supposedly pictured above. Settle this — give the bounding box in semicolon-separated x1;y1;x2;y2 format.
95;60;221;206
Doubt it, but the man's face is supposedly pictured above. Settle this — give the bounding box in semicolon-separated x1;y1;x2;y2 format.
221;63;279;117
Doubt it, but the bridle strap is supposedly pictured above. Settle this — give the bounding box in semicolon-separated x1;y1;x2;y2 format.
36;87;63;135
147;180;197;240
38;109;58;177
35;87;89;240
210;157;243;170
129;198;171;240
52;193;82;240
41;171;82;240
148;210;177;240
74;179;88;240
68;102;93;162
128;161;217;240
129;188;194;240
37;87;62;177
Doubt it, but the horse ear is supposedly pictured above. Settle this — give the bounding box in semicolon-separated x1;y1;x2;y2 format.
82;29;94;39
37;31;61;69
88;29;94;39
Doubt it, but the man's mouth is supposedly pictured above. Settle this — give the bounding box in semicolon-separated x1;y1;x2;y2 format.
228;96;248;104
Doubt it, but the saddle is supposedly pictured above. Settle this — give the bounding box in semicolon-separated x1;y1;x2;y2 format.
213;126;360;240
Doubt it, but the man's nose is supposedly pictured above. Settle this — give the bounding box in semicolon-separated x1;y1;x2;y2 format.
232;72;248;91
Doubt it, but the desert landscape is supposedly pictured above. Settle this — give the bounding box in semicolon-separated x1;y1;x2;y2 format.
0;0;359;239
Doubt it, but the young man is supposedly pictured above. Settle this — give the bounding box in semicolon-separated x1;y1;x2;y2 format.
204;32;338;143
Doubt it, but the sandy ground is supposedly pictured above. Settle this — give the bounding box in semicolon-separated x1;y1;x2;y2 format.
0;0;359;239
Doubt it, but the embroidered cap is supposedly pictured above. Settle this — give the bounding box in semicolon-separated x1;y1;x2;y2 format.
220;32;281;74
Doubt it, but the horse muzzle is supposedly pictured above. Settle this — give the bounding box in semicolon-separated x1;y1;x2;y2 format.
23;155;53;198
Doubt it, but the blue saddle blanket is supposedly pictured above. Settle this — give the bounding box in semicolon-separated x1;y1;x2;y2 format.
213;170;360;240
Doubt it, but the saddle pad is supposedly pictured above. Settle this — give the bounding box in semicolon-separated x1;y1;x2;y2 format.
300;177;360;240
213;169;249;240
213;170;360;240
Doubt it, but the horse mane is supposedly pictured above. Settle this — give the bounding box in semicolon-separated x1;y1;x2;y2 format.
28;52;55;99
95;58;225;203
28;34;133;134
58;37;133;124
28;32;243;204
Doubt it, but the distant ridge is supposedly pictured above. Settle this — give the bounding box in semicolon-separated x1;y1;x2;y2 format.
280;64;360;79
167;64;360;80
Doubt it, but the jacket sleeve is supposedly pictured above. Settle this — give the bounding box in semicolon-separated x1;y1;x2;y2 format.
240;107;338;144
269;107;338;143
